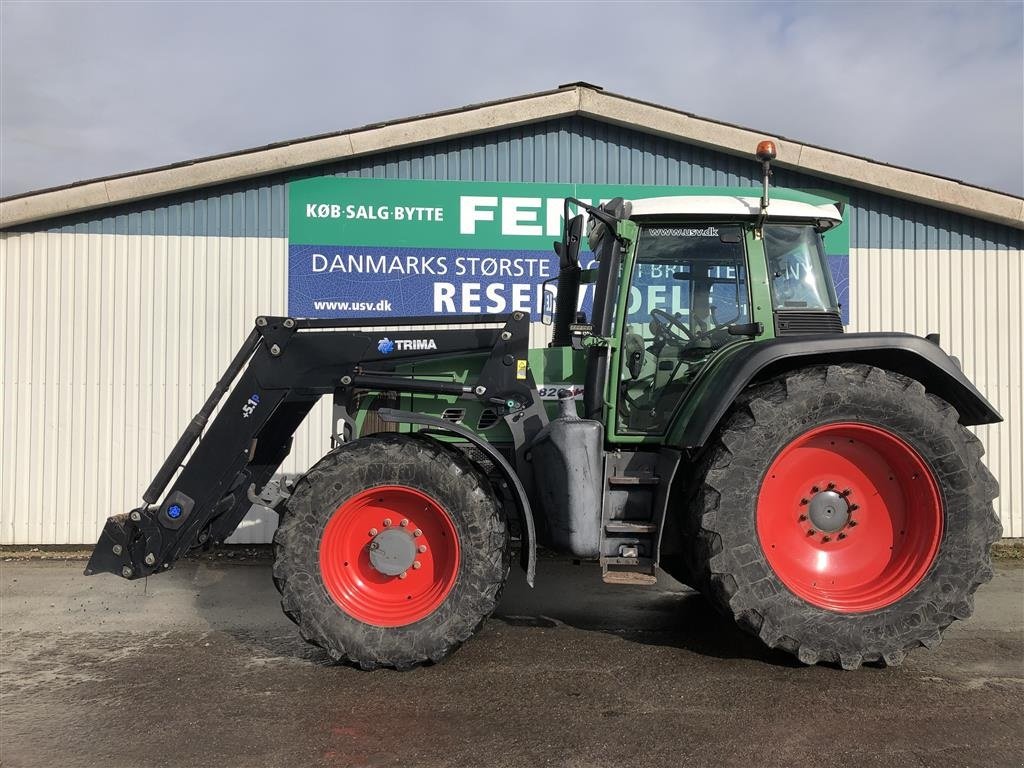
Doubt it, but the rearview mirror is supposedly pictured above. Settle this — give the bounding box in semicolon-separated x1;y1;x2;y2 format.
540;278;558;326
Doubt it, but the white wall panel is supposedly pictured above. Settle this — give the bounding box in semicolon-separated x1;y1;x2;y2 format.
0;231;336;545
848;247;1023;537
1;234;1021;543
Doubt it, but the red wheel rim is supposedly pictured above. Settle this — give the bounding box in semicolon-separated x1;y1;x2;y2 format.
756;423;943;613
319;486;460;627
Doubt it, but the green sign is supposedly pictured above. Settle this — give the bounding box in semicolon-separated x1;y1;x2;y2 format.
287;178;848;318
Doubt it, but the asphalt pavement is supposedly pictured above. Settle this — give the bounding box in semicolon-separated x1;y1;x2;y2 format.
2;553;1022;768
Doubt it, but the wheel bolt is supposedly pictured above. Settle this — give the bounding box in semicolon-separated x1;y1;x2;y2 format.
849;504;859;512
368;528;378;536
848;520;858;527
413;529;422;537
800;498;809;506
838;533;847;540
383;518;392;527
840;489;852;497
417;545;427;553
798;514;808;522
811;486;820;493
400;519;409;527
369;542;380;550
826;482;836;491
822;536;831;543
413;561;422;570
807;529;816;537
398;571;407;579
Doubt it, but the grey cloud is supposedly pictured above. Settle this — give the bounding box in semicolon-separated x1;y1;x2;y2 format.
1;1;1021;197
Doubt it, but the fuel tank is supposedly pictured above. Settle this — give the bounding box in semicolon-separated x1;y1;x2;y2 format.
527;391;604;558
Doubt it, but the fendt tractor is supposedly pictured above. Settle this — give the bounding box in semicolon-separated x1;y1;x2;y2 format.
87;141;1002;670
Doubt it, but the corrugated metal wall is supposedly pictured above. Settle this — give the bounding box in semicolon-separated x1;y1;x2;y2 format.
2;116;1021;544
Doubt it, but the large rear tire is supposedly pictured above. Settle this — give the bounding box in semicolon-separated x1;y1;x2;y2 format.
273;433;509;669
686;364;1000;669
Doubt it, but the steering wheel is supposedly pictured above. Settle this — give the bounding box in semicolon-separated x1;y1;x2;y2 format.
649;308;692;343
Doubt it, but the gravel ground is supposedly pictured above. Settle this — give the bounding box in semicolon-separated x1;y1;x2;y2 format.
1;553;1022;768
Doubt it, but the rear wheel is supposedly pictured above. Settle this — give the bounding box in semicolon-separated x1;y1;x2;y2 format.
687;364;1000;669
273;433;509;669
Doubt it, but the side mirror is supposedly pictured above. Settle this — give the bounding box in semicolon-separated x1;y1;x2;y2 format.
540;278;557;326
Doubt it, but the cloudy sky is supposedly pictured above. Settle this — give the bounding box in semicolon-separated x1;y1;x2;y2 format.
2;1;1022;198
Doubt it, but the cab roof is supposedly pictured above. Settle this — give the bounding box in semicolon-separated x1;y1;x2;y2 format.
627;196;843;225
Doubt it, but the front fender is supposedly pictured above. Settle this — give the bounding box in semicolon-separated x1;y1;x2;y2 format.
376;408;536;587
671;333;1001;451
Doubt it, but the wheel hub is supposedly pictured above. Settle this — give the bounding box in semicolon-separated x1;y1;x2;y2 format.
368;528;417;576
808;490;850;533
319;485;460;627
757;422;943;613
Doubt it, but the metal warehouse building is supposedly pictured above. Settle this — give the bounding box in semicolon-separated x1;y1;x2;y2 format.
2;83;1022;545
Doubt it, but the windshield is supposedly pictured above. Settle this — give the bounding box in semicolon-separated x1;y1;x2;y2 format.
617;224;750;434
763;225;839;312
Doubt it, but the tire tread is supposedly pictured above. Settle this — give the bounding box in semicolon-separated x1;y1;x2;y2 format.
685;364;1001;669
272;433;509;670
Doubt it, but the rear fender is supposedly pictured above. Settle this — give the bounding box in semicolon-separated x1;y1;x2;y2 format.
671;333;1002;451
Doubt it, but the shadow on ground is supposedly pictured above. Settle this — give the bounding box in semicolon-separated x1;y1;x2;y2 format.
502;556;807;666
188;553;801;668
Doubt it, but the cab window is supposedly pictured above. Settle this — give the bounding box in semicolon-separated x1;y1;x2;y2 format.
763;225;839;311
617;224;749;434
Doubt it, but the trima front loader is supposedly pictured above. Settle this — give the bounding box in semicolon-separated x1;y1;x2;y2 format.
87;142;1002;670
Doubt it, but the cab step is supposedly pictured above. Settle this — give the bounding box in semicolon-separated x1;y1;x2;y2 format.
607;474;661;486
601;452;664;586
601;556;657;585
605;521;658;534
602;570;658;585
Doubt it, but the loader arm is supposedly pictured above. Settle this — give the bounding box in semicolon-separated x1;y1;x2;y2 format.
85;312;545;580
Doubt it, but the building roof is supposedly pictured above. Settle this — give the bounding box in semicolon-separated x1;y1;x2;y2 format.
2;83;1022;230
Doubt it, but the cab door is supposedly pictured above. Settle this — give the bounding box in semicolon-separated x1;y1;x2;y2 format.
609;223;760;440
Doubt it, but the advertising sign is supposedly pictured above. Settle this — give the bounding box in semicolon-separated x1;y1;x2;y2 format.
288;178;849;323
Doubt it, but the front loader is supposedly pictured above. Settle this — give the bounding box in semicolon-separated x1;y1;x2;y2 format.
87;141;1002;670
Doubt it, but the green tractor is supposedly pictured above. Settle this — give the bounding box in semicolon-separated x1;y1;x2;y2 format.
86;141;1001;670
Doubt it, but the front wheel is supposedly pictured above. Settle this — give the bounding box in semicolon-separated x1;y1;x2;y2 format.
687;364;1000;669
273;433;509;669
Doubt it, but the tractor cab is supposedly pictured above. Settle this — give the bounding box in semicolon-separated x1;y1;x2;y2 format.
549;182;845;439
610;199;843;434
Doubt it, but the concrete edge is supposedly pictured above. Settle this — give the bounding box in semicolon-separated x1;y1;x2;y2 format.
3;541;1021;561
991;540;1024;560
2;85;1022;231
0;544;276;562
